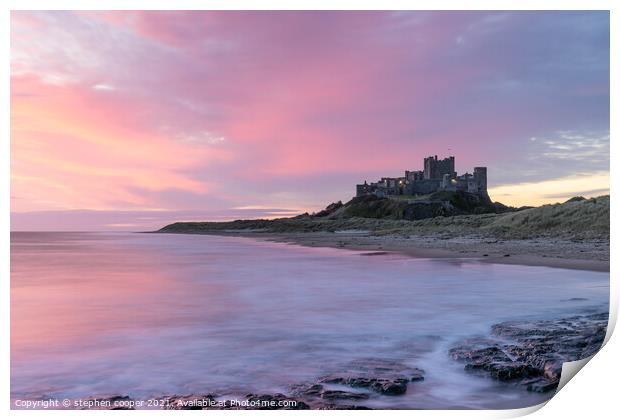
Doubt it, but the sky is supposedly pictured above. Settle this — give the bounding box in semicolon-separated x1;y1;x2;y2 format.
10;11;610;231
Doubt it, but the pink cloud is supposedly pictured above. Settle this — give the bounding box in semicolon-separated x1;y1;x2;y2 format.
11;75;228;211
10;11;609;227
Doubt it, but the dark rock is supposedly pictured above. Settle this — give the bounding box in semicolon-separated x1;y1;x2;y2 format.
289;358;425;408
335;190;501;221
409;370;425;382
449;313;607;393
466;361;538;381
520;378;559;393
323;377;409;396
318;358;424;396
295;384;369;401
401;201;454;221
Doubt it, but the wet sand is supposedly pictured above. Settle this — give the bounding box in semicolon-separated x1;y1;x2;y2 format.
195;231;610;272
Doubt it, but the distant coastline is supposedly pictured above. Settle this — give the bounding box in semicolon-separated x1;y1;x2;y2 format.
157;195;610;272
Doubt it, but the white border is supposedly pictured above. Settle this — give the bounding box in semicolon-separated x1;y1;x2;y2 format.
3;1;616;420
3;0;618;10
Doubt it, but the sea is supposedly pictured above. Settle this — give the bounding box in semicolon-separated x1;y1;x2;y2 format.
10;232;610;409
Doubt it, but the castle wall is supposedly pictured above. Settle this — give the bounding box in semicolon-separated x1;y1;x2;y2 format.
405;170;424;181
356;183;370;196
456;175;470;191
357;158;487;198
405;179;441;195
467;178;477;193
441;174;457;191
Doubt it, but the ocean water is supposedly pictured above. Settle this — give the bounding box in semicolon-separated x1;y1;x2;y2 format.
10;232;609;409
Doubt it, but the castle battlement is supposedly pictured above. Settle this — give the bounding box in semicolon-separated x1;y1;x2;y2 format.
356;156;487;198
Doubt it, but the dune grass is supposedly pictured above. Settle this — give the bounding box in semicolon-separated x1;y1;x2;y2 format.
159;196;609;241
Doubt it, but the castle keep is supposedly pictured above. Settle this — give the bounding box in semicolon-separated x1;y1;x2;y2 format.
356;155;487;198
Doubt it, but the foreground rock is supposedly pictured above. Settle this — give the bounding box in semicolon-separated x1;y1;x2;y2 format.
449;312;608;393
68;359;424;410
55;313;607;409
290;358;425;408
319;358;424;396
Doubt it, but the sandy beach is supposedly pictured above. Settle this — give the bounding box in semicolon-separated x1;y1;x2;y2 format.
192;231;610;272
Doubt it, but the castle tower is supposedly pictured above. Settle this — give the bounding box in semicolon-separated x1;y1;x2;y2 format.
473;167;487;194
423;155;437;179
424;155;455;180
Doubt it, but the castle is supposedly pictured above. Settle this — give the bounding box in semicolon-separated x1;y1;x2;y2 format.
356;155;488;198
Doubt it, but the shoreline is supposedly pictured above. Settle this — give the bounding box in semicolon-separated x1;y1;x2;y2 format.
156;231;610;272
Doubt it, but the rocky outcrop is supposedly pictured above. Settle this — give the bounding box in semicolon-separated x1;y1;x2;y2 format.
297;358;425;402
330;191;502;221
320;358;424;394
159;359;426;410
401;200;454;220
287;358;425;409
449;313;608;393
54;313;607;410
